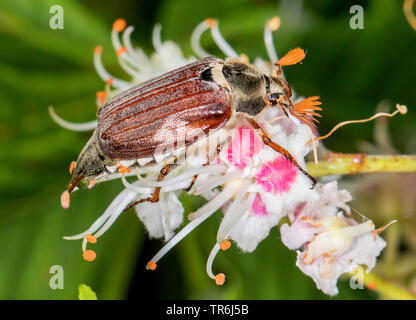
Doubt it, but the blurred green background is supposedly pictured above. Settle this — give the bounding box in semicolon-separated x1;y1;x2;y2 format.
0;0;415;299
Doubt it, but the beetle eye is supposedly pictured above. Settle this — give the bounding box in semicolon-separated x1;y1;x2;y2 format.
267;92;282;106
269;93;282;100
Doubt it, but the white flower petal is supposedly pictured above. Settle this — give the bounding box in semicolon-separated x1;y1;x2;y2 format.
135;192;184;241
229;209;280;252
280;220;316;250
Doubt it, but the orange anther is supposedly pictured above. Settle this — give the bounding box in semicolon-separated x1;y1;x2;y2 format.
276;48;306;67
96;91;107;104
83;250;96;262
146;261;157;270
215;273;225;285
60;191;70;209
106;78;113;86
116;46;127;56
205;18;217;28
267;16;281;31
220;240;231;251
69;161;76;174
118;165;130;174
94;45;103;55
86;234;97;244
113;18;127;32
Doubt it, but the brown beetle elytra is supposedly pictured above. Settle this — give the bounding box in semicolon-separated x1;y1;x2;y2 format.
68;49;321;198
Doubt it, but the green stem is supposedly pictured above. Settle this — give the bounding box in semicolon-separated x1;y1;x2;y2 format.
307;153;416;177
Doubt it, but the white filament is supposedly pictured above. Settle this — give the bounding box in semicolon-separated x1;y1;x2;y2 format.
118;58;142;79
191;20;211;58
112;28;141;71
210;23;238;58
111;28;123;53
218;192;255;243
122;26;139;60
206;243;221;279
93;49;131;89
264;23;278;63
63;187;140;240
216;181;252;242
121;175;154;194
93;193;144;238
48;105;97;131
152;24;163;52
148;184;235;264
122;26;152;72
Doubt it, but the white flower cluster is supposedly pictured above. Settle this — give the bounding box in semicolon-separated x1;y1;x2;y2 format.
52;17;388;295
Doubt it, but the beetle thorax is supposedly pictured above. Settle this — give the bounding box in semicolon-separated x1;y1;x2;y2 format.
217;60;286;116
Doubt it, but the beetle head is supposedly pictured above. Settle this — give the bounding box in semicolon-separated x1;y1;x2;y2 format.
68;132;106;193
221;59;290;117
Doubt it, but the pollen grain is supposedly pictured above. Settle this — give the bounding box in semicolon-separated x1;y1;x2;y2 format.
83;250;96;262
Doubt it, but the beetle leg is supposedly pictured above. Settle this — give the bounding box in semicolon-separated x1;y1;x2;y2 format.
184;175;198;192
185;143;223;192
124;161;175;211
245;117;317;188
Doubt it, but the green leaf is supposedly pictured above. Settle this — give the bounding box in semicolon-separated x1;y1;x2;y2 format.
78;284;98;300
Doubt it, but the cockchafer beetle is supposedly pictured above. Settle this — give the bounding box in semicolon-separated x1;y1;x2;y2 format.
67;48;322;208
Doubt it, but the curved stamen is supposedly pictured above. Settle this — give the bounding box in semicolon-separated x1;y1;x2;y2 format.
146;187;231;266
112;27;141;72
147;183;239;270
152;23;163;52
93;196;137;238
216;183;253;243
48;105;97;131
121;26;153;75
209;20;238;58
264;16;280;63
82;237;88;252
93;46;131;89
63;187;140;241
206;243;226;286
111;23;124;52
121;175;154;194
118;58;143;79
122;26;140;59
217;193;255;243
206;190;255;285
191;20;211;58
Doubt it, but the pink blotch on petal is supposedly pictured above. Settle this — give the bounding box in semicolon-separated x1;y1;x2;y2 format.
255;157;297;194
227;126;263;168
251;194;268;216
